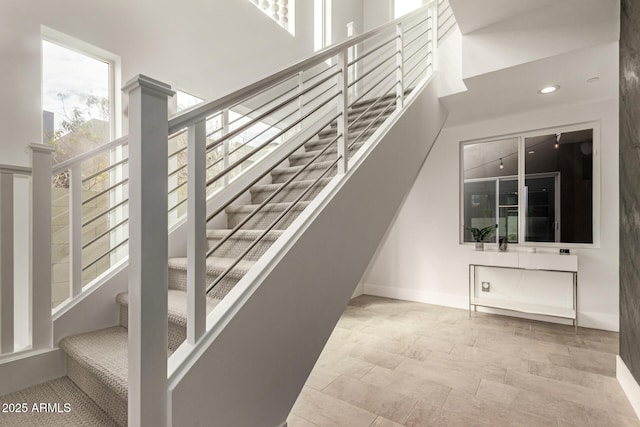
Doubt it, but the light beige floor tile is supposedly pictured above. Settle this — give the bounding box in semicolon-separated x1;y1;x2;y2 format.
321;375;418;424
428;349;508;383
314;353;375;379
508;385;591;426
584;405;640;427
291;387;377;427
370;416;405;427
550;346;617;377
443;389;555;426
305;367;340;391
475;378;518;406
360;365;451;408
505;369;636;418
287;413;319;427
289;296;635;427
348;344;405;370
449;343;529;373
528;359;621;390
405;400;491;427
395;358;481;394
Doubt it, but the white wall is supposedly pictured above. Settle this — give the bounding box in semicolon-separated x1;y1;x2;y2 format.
0;0;316;167
362;98;620;331
332;0;364;41
363;0;393;31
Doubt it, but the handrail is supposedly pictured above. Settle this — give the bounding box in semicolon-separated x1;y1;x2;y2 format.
167;2;435;134
0;164;31;175
52;135;129;174
45;3;434;178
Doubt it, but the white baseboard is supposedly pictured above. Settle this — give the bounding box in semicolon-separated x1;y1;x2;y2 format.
363;283;468;309
363;284;619;332
0;348;66;395
617;356;640;420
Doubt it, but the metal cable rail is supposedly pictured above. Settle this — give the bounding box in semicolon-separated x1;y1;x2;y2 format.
45;2;435;310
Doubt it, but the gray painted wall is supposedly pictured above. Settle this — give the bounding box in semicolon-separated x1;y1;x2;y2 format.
620;0;640;382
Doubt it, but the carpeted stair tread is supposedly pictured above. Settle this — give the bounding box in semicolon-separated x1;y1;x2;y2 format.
250;178;333;194
225;201;311;214
116;290;221;329
59;326;130;402
168;256;255;279
205;229;283;241
270;160;336;177
0;377;119;426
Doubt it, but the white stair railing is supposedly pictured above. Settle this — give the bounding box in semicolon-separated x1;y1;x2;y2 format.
0;144;54;355
137;4;436;423
0;2;439;424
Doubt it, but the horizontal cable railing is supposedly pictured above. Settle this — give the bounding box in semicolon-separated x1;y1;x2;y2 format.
42;2;436;334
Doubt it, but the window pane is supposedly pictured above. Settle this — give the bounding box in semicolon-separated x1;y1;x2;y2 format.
498;179;518;243
463;138;518;180
524;129;593;243
463;181;496;242
463;138;517;243
176;90;204;112
42;40;110;163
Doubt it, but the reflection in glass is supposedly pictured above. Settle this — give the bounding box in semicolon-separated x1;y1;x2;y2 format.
498;179;518;243
463;181;496;242
525;129;593;243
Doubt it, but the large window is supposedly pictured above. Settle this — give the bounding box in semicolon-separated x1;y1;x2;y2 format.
394;0;424;18
42;39;113;163
461;125;597;246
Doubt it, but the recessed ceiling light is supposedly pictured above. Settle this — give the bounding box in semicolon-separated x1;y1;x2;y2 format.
586;76;600;83
538;85;560;94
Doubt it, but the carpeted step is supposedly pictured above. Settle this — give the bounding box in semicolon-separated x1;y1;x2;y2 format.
250;178;333;204
168;256;255;301
288;142;365;167
59;326;130;427
116;290;221;352
0;376;120;426
226;201;311;230
270;160;337;184
206;229;283;259
304;131;375;152
319;113;392;139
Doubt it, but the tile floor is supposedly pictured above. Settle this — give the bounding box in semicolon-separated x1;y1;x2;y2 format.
288;295;638;427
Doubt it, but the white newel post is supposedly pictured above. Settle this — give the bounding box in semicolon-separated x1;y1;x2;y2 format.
396;23;405;109
336;49;349;175
0;171;14;353
30;143;55;350
123;75;174;427
187;119;206;344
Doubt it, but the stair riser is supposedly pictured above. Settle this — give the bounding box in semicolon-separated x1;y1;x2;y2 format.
168;268;243;301
288;143;364;167
319;117;387;139
119;307;186;353
304;131;374;151
272;165;337;184
251;182;327;204
207;235;278;260
67;358;127;427
226;206;307;230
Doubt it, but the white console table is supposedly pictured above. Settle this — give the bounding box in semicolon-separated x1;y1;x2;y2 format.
469;251;578;333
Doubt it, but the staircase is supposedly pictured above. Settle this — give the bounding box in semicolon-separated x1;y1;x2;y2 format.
0;4;445;427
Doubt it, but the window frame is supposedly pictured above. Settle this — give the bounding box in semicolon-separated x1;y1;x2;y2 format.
459;121;601;249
